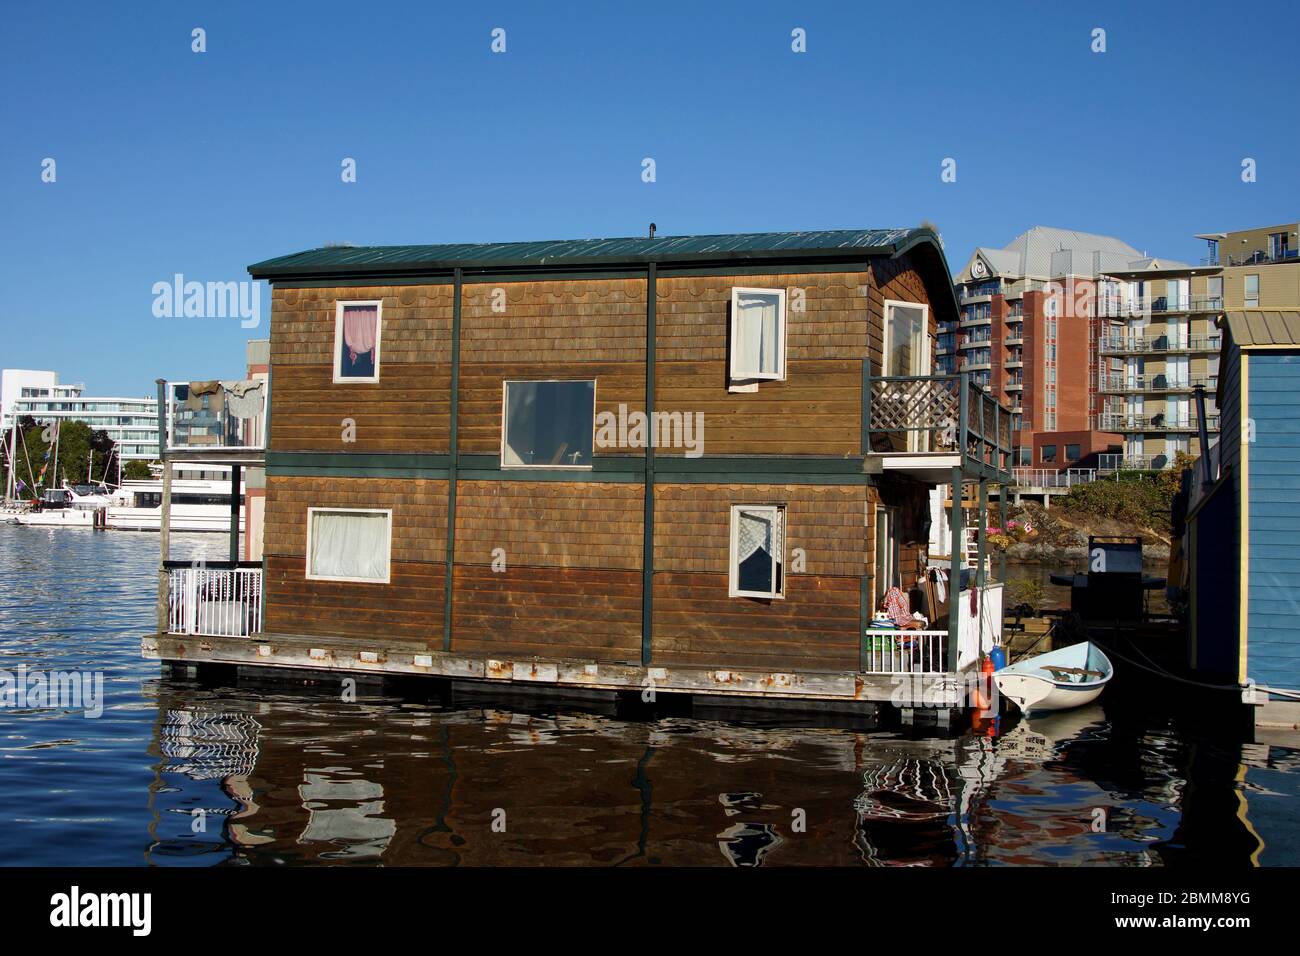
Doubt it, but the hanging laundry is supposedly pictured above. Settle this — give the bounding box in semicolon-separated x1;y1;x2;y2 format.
223;380;265;419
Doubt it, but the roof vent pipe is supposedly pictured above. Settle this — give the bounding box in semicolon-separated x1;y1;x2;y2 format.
648;223;656;239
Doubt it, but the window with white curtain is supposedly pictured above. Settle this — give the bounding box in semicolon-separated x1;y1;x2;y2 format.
306;508;392;583
729;504;785;598
334;300;383;382
729;288;787;381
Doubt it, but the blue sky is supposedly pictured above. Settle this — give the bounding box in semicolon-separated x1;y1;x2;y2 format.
2;0;1295;395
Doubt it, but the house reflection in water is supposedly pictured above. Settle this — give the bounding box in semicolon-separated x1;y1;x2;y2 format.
142;684;1277;866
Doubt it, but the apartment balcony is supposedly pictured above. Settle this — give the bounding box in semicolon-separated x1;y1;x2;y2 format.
1097;375;1219;394
959;315;992;328
1004;359;1023;369
964;361;992;371
1098;334;1222;355
1005;336;1023;346
957;337;992;349
1094;413;1220;433
1005;381;1023;391
1224;248;1299;267
1098;454;1178;473
1095;296;1223;318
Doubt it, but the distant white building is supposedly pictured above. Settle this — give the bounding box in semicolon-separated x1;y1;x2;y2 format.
0;369;159;461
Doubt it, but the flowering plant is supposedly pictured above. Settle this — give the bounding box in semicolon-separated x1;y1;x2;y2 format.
984;518;1037;552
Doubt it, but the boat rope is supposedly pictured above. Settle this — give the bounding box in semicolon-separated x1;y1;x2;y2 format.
1092;637;1300;699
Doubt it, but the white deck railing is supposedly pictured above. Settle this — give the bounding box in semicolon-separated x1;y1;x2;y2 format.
168;566;263;638
863;630;948;674
863;584;1004;675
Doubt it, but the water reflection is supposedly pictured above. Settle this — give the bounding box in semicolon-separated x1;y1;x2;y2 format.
137;682;1280;867
0;525;1296;867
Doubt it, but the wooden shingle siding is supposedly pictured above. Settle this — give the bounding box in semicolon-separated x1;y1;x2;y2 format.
264;476;449;561
651;482;866;672
264;554;444;645
654;359;861;456
451;565;642;662
270;363;451;452
270;284;454;365
869;252;941;356
456;362;645;456
460;279;646;363
454;480;642;569
654;483;868;577
655;272;872;361
654;272;872;457
269;284;455;452
652;573;861;671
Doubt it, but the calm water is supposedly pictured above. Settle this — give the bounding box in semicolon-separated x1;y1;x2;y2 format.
0;524;1296;866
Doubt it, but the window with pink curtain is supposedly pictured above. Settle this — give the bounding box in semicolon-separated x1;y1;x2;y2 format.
339;305;379;378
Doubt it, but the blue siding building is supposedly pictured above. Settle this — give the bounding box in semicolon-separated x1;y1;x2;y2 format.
1189;311;1300;728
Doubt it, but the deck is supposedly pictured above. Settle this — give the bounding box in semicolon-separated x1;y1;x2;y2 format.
143;630;970;709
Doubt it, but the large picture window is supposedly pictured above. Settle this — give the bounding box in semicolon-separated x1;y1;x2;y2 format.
334;301;383;382
501;380;596;468
306;508;392;583
729;504;786;599
729;287;787;381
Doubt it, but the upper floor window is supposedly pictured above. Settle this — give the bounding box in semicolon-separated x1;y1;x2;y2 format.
334;300;383;382
884;301;930;378
501;380;595;468
729;288;786;382
1245;274;1260;308
1066;443;1081;461
1041;444;1057;463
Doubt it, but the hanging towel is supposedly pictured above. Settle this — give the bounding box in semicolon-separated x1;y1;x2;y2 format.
934;569;948;604
223;380;265;419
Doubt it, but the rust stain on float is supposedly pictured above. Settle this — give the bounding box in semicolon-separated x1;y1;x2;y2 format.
357;650;385;665
711;670;736;684
486;659;512;680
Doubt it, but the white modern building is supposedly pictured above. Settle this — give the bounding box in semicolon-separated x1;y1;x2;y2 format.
1;369;159;461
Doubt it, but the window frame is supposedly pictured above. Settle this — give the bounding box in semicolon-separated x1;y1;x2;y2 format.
729;287;788;382
499;379;598;470
1041;444;1057;464
305;506;393;584
1244;274;1260;308
882;299;933;378
728;503;787;600
1065;443;1081;461
333;299;385;384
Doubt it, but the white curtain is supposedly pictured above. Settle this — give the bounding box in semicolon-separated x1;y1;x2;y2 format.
735;295;779;376
736;510;771;562
310;511;389;581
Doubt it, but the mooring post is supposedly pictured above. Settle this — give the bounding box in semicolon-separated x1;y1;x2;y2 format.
156;379;171;636
229;463;241;564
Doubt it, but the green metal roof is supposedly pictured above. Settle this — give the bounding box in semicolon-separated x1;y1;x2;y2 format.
247;228;941;279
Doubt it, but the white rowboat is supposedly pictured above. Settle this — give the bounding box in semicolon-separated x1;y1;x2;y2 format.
994;641;1113;715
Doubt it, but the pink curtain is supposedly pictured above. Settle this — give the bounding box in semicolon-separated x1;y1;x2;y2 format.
342;307;377;363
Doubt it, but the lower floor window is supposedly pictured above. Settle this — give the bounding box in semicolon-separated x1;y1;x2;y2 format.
306;507;392;583
729;504;785;598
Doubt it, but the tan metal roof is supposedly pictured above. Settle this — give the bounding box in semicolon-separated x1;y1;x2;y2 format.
1222;310;1300;347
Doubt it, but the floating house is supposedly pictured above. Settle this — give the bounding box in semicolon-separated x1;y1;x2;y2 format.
144;229;1012;720
1186;310;1300;728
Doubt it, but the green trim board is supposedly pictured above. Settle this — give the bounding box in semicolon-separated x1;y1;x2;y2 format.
643;262;657;666
444;267;463;650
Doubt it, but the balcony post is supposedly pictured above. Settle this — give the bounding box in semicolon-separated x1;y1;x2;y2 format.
998;483;1008;586
229;463;241;564
947;466;963;673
